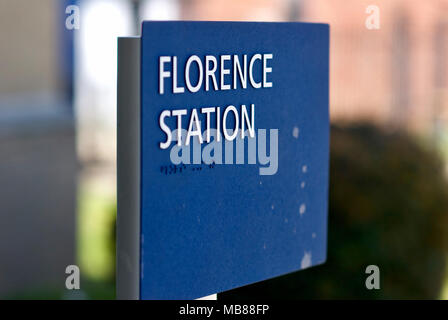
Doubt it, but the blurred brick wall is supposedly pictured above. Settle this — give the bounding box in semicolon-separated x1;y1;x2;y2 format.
303;0;448;132
181;0;448;132
181;0;290;21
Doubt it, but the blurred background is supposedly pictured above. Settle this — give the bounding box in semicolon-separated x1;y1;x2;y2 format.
0;0;447;299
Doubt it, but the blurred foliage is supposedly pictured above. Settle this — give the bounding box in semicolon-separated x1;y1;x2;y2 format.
220;123;448;299
78;183;116;283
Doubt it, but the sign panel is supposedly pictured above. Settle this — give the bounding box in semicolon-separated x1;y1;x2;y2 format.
118;21;329;300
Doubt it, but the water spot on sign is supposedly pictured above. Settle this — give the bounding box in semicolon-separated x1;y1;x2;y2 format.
292;126;299;139
300;203;306;216
301;251;312;269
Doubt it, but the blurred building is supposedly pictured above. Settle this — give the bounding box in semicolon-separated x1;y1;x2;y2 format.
0;0;76;297
181;0;448;133
305;0;448;133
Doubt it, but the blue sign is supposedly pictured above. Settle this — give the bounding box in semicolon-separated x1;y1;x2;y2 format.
119;21;329;300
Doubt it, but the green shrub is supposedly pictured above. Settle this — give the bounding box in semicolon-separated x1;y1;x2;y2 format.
220;123;448;299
